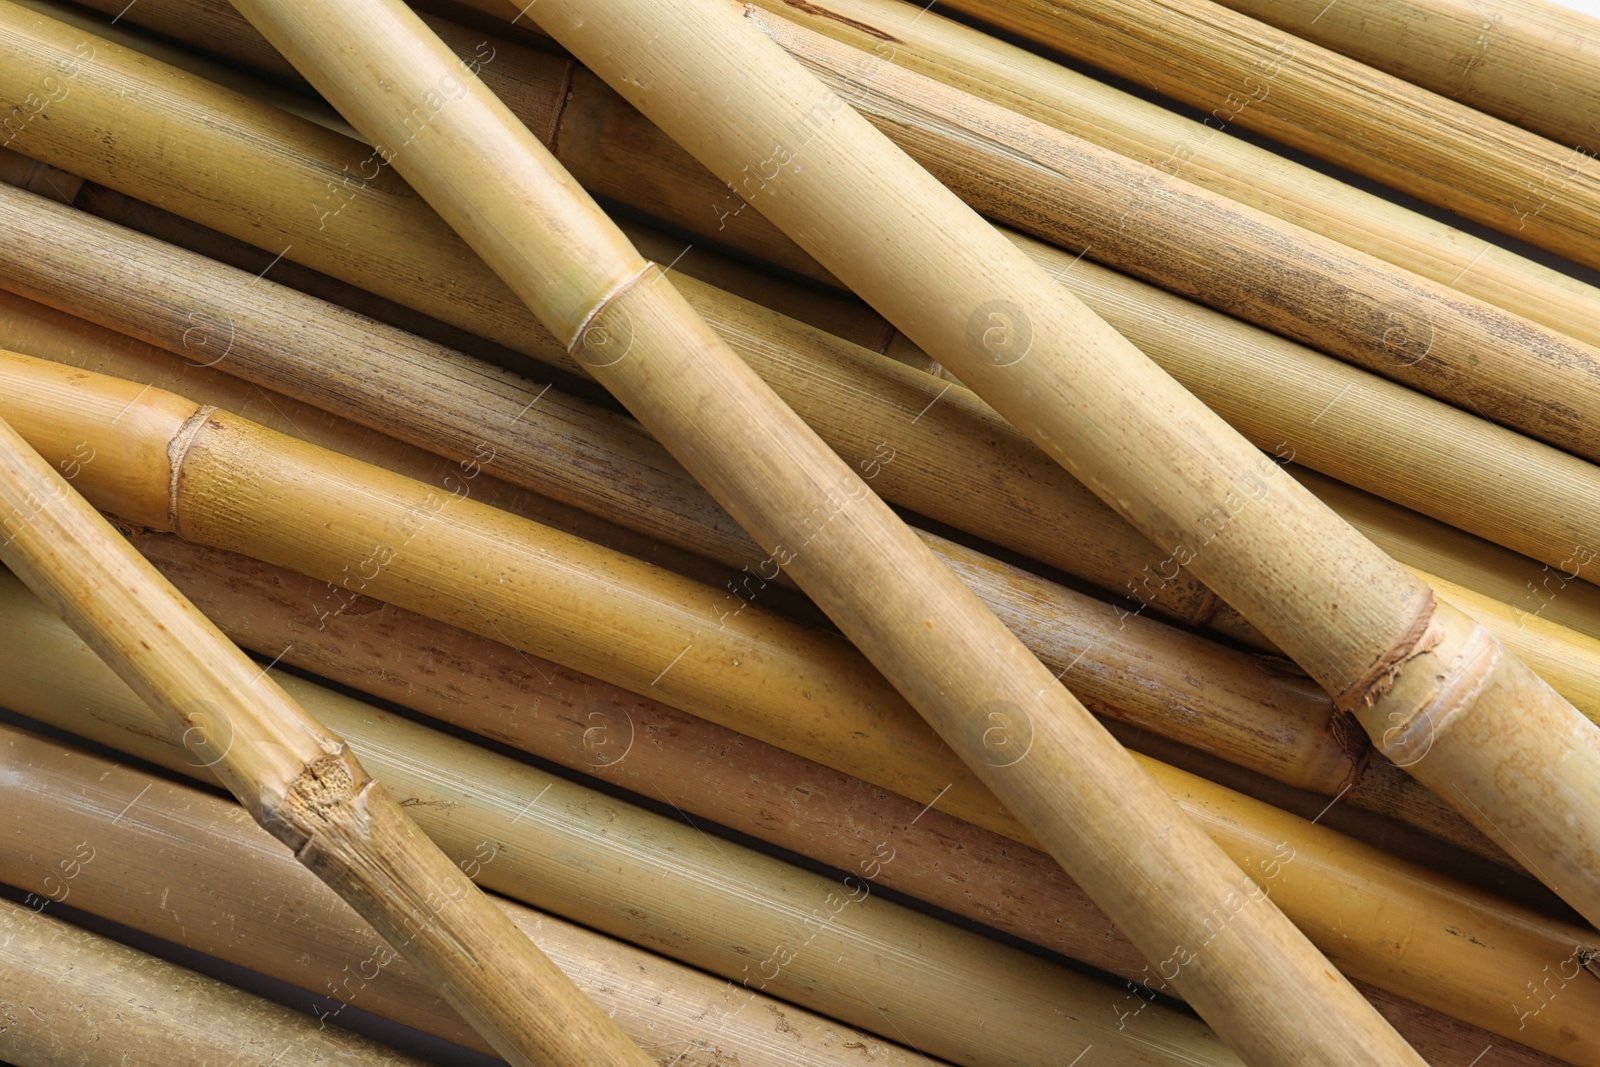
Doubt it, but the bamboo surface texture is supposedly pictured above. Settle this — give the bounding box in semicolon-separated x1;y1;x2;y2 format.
0;410;656;1065
27;1;1600;479
1;564;1587;1064
0;723;961;1067
0;620;1251;1067
0;896;426;1067
502;0;1600;934
0;350;1588;1057
6;8;1599;602
101;536;1600;1062
925;0;1600;273
1212;0;1600;153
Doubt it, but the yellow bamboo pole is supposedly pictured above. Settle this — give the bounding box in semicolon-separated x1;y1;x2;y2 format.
4;564;1588;1063
921;0;1600;273
0;412;652;1063
491;0;1600;931
0;896;429;1067
0;723;962;1067
1210;0;1600;154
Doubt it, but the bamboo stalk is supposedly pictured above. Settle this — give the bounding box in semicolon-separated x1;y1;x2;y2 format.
0;896;429;1067
1210;0;1600;154
921;0;1600;272
0;654;1248;1067
2;565;1586;1064
10;0;1420;1011
8;14;1600;601
0;411;652;1062
494;0;1600;932
0;724;960;1067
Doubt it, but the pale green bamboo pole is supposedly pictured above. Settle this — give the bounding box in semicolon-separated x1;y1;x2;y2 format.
493;0;1600;929
0;425;653;1063
1211;0;1600;153
0;897;428;1067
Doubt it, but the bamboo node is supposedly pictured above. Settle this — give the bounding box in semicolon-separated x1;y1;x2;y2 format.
268;752;369;849
569;264;648;366
166;405;217;536
1372;617;1500;770
1334;586;1438;714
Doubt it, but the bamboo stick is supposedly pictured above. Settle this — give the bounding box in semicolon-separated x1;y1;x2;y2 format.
0;656;1248;1067
496;0;1600;932
0;896;428;1067
10;0;1420;991
0;724;960;1067
8;15;1600;600
921;0;1600;273
2;566;1586;1064
0;410;652;1062
1210;0;1600;154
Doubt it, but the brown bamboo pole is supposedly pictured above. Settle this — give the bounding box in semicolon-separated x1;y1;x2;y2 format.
1210;0;1600;154
10;0;1422;1004
0;896;428;1067
3;567;1586;1064
0;725;959;1067
488;0;1600;930
0;409;651;1062
919;0;1600;272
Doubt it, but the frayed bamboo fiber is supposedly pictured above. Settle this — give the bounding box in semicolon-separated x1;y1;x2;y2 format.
501;0;1600;934
0;896;428;1066
0;416;654;1063
2;566;1587;1064
921;0;1600;273
0;723;959;1067
0;647;1244;1067
1210;0;1600;154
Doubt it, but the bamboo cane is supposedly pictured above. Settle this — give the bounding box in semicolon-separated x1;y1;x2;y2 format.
3;568;1587;1064
1210;0;1600;154
919;0;1600;273
0;418;654;1062
487;0;1600;931
0;662;1249;1067
0;896;430;1067
8;14;1600;600
8;0;1423;1011
25;3;1600;478
0;724;961;1067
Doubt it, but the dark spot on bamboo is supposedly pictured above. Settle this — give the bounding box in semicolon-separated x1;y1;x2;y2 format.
777;0;897;41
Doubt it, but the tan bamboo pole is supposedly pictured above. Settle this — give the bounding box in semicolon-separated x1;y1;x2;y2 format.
488;0;1600;928
737;0;1600;351
919;0;1600;272
1210;0;1600;154
0;726;958;1067
0;657;1250;1067
10;0;1422;1001
0;896;429;1067
3;568;1587;1064
24;5;1600;474
0;414;652;1061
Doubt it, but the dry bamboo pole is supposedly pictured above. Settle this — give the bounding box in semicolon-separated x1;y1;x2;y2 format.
2;569;1586;1066
68;0;1600;362
0;12;1415;997
0;643;1249;1067
0;413;652;1061
735;14;1600;464
8;15;1600;601
738;0;1600;351
494;0;1600;930
1210;0;1600;154
0;725;958;1067
0;896;428;1067
919;0;1600;272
